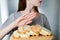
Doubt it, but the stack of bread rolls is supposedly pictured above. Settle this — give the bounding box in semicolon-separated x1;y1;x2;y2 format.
10;24;53;40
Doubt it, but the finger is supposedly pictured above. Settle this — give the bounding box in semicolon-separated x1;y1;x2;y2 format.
17;13;30;21
24;13;36;19
16;13;36;24
18;12;33;20
21;11;36;20
18;20;27;26
16;14;28;23
22;12;32;17
27;13;36;19
22;20;32;26
24;12;36;19
25;20;32;25
16;12;36;25
28;13;36;20
25;16;35;22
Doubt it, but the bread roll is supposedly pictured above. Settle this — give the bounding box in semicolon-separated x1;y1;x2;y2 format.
31;24;41;33
23;25;31;32
39;25;51;36
10;24;53;40
18;27;24;33
13;30;20;38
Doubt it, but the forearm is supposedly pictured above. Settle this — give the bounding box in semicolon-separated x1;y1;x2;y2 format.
0;16;24;39
0;21;18;39
0;13;34;39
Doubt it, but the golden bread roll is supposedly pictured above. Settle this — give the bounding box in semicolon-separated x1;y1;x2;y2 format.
10;24;53;40
28;30;38;36
19;33;30;38
23;25;31;32
31;24;41;33
13;30;20;38
18;27;24;33
40;29;51;36
38;25;52;36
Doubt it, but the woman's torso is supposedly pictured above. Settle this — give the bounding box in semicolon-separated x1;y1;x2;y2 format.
1;12;51;40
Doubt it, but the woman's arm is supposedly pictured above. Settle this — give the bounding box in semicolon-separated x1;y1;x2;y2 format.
0;12;36;39
0;20;18;39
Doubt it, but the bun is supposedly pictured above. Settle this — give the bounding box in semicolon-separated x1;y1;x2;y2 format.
10;24;53;40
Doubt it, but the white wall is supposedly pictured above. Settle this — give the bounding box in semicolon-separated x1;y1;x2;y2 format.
1;0;9;24
0;0;10;40
0;0;2;26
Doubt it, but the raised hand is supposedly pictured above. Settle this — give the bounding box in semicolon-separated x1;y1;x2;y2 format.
16;11;37;27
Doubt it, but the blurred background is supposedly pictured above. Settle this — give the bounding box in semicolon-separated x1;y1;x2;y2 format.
0;0;60;40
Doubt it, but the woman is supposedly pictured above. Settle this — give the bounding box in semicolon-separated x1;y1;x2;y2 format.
0;0;51;39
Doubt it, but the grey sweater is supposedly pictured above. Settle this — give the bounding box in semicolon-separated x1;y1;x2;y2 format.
0;12;51;39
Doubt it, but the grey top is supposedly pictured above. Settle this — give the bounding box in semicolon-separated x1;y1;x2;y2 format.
0;12;51;39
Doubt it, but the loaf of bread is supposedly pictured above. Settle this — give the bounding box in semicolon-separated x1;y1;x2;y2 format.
10;24;53;40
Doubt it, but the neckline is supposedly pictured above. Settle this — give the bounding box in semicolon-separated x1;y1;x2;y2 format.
17;11;40;19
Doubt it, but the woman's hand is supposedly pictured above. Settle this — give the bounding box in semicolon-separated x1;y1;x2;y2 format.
0;11;37;39
16;11;37;27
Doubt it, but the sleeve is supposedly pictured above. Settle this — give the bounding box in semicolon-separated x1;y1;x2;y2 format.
43;14;51;31
0;13;15;34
